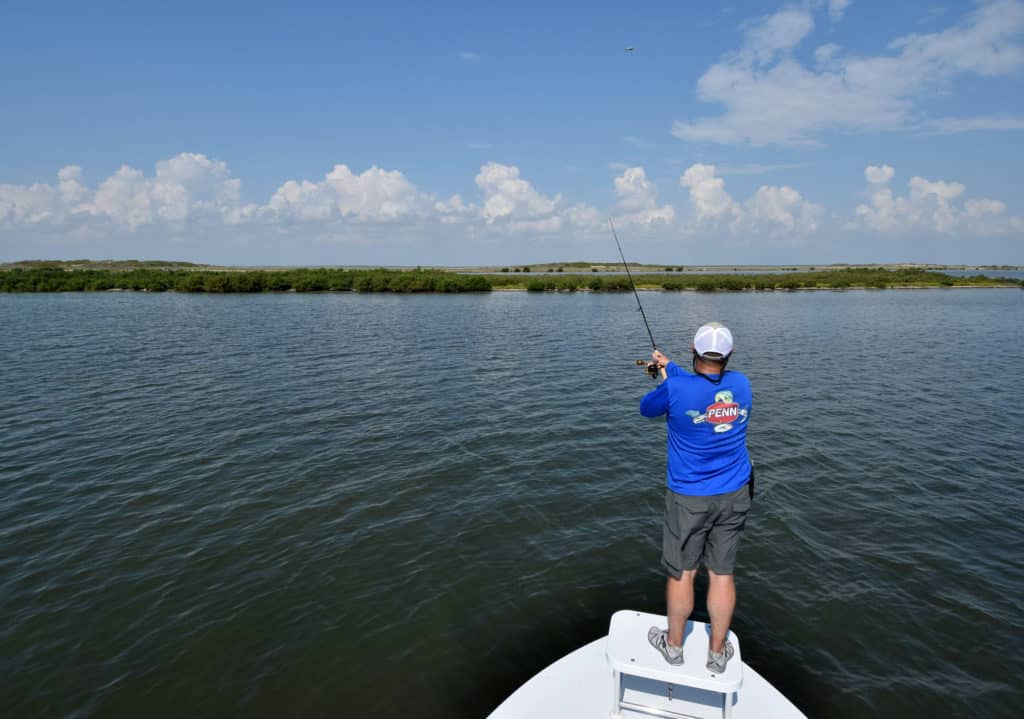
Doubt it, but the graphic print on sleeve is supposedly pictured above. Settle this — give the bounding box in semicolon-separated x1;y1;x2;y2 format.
685;390;749;433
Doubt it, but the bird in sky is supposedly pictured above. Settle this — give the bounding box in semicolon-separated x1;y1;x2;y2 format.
624;46;635;52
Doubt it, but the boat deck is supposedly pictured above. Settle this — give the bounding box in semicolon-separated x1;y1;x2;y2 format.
488;631;806;719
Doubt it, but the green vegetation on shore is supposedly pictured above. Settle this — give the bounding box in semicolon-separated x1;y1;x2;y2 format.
0;266;490;293
460;260;1023;274
0;263;1019;293
492;267;1021;291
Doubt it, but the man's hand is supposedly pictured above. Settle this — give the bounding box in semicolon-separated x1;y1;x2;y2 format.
651;350;669;380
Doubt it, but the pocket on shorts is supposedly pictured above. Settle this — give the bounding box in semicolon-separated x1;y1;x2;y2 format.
673;492;711;535
664;489;683;538
730;488;752;514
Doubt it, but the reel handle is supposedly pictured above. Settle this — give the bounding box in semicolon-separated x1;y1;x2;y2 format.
635;359;660;378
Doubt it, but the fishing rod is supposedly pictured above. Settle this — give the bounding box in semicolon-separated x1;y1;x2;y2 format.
609;218;660;378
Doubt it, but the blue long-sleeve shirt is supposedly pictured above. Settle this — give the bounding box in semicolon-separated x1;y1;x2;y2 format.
641;361;753;496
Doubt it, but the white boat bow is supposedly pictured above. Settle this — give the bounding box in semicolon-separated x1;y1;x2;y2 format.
488;610;807;719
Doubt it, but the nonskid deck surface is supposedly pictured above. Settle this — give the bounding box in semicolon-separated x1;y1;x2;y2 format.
487;635;807;719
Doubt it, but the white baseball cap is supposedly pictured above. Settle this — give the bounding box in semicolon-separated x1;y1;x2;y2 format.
693;322;733;359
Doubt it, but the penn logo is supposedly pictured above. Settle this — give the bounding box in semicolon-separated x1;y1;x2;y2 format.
706;402;740;423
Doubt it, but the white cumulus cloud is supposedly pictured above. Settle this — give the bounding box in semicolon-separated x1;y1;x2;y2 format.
0;182;57;225
613;167;675;226
680;164;740;223
854;164;1019;234
865;164;895;184
742;185;823;237
965;197;1008;216
0;152;253;230
58;166;89;206
673;0;1024;146
267;164;429;223
2;153;1020;263
679;163;821;239
476;162;559;222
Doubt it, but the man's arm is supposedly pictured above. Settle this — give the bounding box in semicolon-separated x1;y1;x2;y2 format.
664;361;687;377
640;381;670;417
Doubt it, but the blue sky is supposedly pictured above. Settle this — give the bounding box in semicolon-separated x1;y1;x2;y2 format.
1;0;1022;265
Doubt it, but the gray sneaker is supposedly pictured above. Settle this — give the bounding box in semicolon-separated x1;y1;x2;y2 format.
648;626;684;665
706;640;735;673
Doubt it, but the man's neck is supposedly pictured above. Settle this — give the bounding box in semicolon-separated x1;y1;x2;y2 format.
694;359;725;375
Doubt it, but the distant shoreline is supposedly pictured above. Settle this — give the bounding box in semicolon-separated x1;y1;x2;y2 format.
488;283;1023;291
3;259;1022;273
1;264;1020;293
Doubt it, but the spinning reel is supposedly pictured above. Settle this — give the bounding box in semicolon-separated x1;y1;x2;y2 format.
636;359;661;378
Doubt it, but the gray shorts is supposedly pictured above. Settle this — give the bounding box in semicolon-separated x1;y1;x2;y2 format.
661;482;752;577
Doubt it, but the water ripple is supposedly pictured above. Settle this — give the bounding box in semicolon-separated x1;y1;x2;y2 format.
1;290;1022;718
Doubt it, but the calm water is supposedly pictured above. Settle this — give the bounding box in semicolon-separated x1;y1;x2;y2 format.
2;290;1022;719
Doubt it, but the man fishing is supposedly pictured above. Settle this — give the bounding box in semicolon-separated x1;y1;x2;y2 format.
640;322;753;674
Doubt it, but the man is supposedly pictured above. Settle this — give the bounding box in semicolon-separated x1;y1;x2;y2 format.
639;321;753;674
